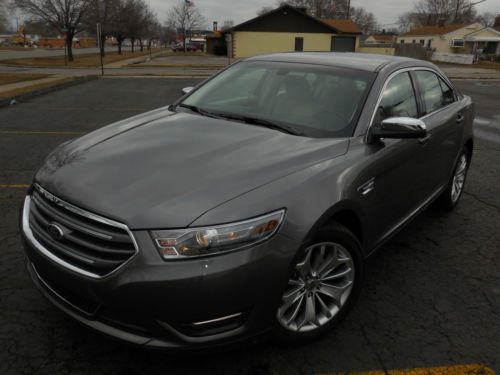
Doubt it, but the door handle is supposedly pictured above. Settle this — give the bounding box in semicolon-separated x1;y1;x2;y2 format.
419;133;432;144
456;114;465;123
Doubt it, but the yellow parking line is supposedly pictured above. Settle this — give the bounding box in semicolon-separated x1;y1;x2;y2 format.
320;364;495;375
0;130;86;136
0;184;30;189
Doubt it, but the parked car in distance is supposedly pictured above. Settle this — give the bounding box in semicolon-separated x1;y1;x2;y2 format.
171;41;202;52
21;53;474;349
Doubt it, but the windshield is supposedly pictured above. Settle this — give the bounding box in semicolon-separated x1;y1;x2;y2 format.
180;60;375;138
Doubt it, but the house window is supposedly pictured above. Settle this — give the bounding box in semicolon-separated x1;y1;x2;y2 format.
451;39;464;48
294;37;304;52
400;39;405;44
427;39;432;48
412;39;416;43
420;39;425;45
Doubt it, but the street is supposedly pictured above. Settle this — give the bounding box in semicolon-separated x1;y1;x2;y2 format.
0;77;498;374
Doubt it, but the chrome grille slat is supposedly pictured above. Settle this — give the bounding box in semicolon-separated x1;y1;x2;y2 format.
29;214;124;268
30;202;135;255
27;184;138;277
32;190;130;243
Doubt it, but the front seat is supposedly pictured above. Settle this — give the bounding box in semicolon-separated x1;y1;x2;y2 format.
272;75;314;123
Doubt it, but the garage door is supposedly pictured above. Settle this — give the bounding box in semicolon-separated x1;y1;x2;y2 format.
331;36;356;52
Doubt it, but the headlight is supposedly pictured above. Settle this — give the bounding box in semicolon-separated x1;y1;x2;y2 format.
150;209;285;259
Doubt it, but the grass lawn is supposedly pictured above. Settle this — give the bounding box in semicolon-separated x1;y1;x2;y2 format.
0;73;51;86
0;77;75;100
0;49;160;68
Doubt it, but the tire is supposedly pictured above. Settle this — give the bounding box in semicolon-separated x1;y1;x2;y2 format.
271;223;364;345
436;147;470;212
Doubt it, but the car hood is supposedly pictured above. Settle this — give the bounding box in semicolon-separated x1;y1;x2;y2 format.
35;110;349;229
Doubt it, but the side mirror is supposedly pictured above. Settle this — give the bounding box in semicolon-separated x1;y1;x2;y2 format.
369;117;427;142
181;87;194;95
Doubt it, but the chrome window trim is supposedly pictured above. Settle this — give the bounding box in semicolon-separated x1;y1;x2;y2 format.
365;66;458;141
23;184;139;279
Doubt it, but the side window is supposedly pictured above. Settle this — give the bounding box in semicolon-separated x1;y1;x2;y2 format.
375;72;418;124
438;77;456;105
415;70;452;114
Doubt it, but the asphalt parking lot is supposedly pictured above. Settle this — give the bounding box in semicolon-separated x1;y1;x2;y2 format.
0;78;499;375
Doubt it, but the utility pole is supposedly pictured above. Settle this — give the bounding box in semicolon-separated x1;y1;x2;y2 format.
97;23;104;76
346;0;351;19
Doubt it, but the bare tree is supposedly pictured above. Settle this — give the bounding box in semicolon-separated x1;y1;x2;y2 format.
84;0;121;57
277;0;350;19
13;0;90;61
399;0;479;29
136;6;158;52
166;0;205;51
350;6;377;34
0;0;10;33
160;24;176;47
476;11;496;27
24;19;57;36
125;0;157;53
144;19;161;51
108;0;129;54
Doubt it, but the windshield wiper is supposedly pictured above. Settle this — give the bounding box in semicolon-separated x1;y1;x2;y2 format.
177;104;222;119
214;113;301;136
176;105;301;135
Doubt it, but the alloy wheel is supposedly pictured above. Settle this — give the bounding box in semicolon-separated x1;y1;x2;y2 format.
277;242;355;332
451;154;468;203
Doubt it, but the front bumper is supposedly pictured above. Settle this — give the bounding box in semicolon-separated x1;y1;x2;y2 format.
21;201;299;349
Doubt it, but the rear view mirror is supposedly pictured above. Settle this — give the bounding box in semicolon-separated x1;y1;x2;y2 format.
369;117;427;142
181;87;194;95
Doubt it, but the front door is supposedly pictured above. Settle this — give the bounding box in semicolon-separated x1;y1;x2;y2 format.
295;37;304;52
359;71;430;246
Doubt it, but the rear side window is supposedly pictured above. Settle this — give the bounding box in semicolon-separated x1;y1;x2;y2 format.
375;72;418;124
415;70;454;115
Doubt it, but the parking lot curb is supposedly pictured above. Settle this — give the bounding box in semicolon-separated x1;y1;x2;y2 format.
0;76;97;108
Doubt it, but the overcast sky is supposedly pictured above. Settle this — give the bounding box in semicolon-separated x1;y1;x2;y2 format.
150;0;499;29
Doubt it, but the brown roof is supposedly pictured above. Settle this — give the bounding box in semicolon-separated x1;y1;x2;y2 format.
322;19;362;34
371;34;395;41
402;23;470;36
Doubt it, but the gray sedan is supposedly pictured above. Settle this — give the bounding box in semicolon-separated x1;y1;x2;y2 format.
21;53;474;348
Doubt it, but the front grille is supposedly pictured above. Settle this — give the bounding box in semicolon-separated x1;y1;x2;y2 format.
28;185;137;277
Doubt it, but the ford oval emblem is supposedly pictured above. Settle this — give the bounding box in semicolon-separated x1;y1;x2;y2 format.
47;223;64;241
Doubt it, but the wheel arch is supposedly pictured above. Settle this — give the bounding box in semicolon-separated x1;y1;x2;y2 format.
304;200;365;249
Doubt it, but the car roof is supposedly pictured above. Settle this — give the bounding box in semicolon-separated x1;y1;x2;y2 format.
245;52;435;73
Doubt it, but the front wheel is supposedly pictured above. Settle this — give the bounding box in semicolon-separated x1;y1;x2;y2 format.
272;223;364;344
436;148;470;211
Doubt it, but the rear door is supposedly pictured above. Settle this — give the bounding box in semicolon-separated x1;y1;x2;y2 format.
412;70;462;194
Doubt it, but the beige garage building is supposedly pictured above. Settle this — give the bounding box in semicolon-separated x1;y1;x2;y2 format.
228;5;361;58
